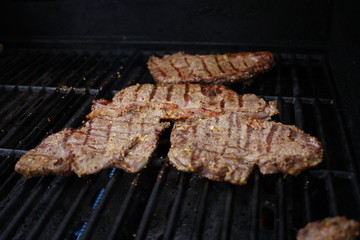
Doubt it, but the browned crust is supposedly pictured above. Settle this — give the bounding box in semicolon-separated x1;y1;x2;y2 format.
147;51;275;84
297;216;360;240
168;114;323;185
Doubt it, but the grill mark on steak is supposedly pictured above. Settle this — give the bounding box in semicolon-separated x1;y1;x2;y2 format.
148;52;275;84
228;58;240;72
244;124;253;149
111;84;278;121
106;121;112;143
153;60;167;78
242;57;249;68
289;129;298;141
220;99;225;111
214;55;225;74
197;56;212;77
169;113;323;185
200;85;217;97
238;95;243;108
228;112;235;138
133;84;143;101
127;116;133;138
166;85;174;101
266;124;278;152
169;60;182;78
184;84;190;106
84;119;93;145
192;125;197;135
190;143;200;165
183;56;193;77
149;84;158;101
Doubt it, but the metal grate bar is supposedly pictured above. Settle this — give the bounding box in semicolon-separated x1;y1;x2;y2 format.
276;178;285;240
59;53;101;86
220;185;235;240
191;181;210;240
71;54;108;88
107;175;140;240
31;53;76;86
93;53;137;95
0;90;39;131
324;173;338;216
135;162;169;240
0;85;16;104
303;176;312;222
0;52;18;66
81;170;122;240
0;90;62;148
0;52;40;80
52;177;92;240
274;53;282;96
5;53;52;85
162;173;189;240
16;53;63;86
16;90;79;149
291;55;300;97
34;53;87;87
0;177;47;240
24;177;69;240
250;172;260;240
285;178;295;240
0;51;26;69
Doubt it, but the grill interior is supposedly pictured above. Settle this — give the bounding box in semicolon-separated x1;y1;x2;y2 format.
0;46;359;240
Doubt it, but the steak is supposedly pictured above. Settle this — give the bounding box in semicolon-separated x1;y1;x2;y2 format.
91;84;278;120
168;112;323;185
297;217;360;240
147;51;275;84
15;108;170;177
16;84;277;178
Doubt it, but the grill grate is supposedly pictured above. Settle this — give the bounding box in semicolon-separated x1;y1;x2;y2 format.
0;47;359;240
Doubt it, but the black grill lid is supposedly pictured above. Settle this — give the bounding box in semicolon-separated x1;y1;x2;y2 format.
0;47;359;240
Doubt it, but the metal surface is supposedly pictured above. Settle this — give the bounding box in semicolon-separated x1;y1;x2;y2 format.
0;47;359;240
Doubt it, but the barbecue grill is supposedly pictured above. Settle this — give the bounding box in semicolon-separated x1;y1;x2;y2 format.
0;1;359;240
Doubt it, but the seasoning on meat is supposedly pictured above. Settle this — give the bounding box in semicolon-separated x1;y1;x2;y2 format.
168;112;323;185
15;84;278;178
147;51;275;84
89;84;278;120
297;216;360;240
15;108;170;177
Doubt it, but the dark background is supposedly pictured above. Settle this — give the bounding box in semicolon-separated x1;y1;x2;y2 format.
0;0;359;141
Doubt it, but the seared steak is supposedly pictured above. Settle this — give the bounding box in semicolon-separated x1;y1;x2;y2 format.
92;84;278;120
14;129;73;177
16;84;277;178
15;109;170;177
147;51;275;84
168;112;323;185
297;217;360;240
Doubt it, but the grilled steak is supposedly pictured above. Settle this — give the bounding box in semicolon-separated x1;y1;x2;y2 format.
168;112;323;185
16;83;277;178
14;129;73;177
15;109;170;177
297;217;360;240
147;51;275;84
90;84;278;120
